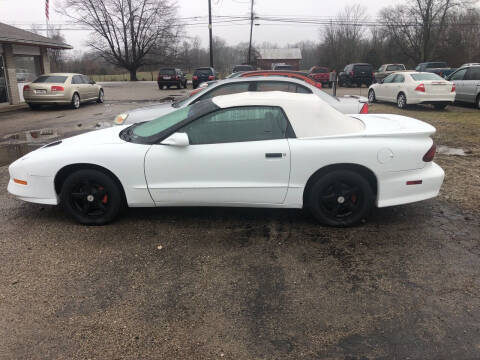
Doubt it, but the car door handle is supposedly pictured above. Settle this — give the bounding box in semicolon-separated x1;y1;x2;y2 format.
265;153;284;158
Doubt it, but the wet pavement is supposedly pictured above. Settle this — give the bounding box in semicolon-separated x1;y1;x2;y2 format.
1;82;480;359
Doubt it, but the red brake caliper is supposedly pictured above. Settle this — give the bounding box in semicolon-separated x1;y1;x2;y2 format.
99;186;108;204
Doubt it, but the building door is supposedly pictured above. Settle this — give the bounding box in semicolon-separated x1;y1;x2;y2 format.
0;55;9;104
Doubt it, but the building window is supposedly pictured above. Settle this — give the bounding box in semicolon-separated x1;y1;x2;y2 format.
15;55;41;83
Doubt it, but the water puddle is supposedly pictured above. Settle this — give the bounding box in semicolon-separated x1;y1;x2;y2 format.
4;128;59;143
437;145;467;156
0;143;43;166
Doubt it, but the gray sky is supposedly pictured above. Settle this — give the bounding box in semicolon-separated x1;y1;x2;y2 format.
0;0;399;52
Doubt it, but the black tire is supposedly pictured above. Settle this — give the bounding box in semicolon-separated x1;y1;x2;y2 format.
27;103;40;110
183;81;188;88
368;89;376;103
177;81;181;89
71;92;80;109
397;93;407;109
158;84;163;90
60;169;123;225
306;170;374;227
477;94;480;110
96;89;104;103
434;103;447;110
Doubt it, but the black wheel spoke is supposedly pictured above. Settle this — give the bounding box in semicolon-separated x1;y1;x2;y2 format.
81;201;91;214
71;192;85;199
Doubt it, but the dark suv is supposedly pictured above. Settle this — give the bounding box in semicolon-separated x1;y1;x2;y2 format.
192;67;216;89
157;68;187;89
339;63;374;87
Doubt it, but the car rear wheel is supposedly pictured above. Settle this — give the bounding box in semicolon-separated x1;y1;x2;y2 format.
27;103;40;110
476;94;480;109
368;89;376;103
71;93;80;109
307;170;374;227
60;169;123;225
96;89;104;103
397;93;407;109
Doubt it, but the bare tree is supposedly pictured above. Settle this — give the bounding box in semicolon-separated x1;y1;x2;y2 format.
60;0;179;80
380;0;474;63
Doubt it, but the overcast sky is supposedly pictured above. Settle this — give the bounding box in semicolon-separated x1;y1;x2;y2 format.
0;0;400;52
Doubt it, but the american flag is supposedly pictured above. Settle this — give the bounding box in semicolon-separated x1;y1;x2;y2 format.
45;0;49;20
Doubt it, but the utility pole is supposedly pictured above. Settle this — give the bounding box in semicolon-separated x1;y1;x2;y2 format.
247;0;254;65
208;0;214;68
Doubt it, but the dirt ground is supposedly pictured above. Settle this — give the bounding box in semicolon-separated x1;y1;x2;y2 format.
0;82;479;359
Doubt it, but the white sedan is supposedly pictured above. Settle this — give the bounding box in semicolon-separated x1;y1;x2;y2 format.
8;92;444;227
368;71;456;110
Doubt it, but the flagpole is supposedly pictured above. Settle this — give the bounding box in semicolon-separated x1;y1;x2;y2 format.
45;0;49;37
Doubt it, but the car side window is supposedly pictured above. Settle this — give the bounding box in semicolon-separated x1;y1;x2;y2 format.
179;106;289;145
256;81;296;93
451;68;467;81
465;67;480;81
196;82;251;102
296;84;312;93
392;74;405;83
72;75;82;84
82;75;91;84
383;74;395;83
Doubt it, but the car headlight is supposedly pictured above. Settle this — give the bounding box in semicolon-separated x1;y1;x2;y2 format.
114;113;129;125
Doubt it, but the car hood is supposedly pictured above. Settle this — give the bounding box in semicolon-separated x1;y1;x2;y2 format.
123;102;176;125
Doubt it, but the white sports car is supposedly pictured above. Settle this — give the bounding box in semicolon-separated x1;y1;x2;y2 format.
8;92;444;227
368;71;455;110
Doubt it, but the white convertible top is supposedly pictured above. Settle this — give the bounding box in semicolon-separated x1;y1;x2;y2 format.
211;91;364;138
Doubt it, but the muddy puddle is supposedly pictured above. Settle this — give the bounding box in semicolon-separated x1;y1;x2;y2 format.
0;143;43;167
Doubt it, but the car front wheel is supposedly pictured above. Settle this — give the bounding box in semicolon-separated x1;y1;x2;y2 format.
397;93;407;109
476;94;480;109
307;170;374;227
368;89;376;103
96;89;104;103
60;169;124;225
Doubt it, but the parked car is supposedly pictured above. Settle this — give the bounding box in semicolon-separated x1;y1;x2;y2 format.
9;91;444;227
308;66;330;87
232;64;255;73
368;72;455;110
23;73;104;110
192;67;216;89
447;65;480;109
157;68;187;89
415;62;456;78
113;76;368;126
272;63;294;71
374;64;406;83
338;63;374;87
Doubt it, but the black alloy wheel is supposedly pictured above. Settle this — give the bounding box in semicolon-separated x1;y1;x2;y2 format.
60;169;123;225
307;170;374;227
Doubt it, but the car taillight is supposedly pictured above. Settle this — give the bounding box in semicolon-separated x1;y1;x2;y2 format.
360;103;368;114
23;85;30;91
451;84;456;92
175;76;179;80
208;75;215;80
193;75;198;80
51;85;64;92
415;83;425;92
422;143;436;162
315;82;322;89
349;71;353;76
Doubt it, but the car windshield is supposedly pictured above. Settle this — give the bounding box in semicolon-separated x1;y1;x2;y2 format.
354;65;372;72
226;72;242;78
160;69;175;75
426;62;447;68
411;73;444;81
386;65;405;71
123;100;219;143
172;86;212;108
195;68;213;76
33;75;68;83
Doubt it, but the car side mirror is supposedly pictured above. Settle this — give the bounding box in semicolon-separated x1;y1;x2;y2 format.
89;80;96;84
161;132;189;147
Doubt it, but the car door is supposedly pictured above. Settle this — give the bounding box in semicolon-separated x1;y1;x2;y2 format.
463;67;480;103
376;73;396;101
82;75;96;99
391;74;406;99
71;75;86;99
144;106;291;205
449;68;468;101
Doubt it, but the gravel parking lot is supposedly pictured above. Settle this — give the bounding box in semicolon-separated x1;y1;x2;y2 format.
1;81;479;359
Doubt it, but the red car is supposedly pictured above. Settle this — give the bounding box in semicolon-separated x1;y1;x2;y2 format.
308;66;330;87
239;70;322;89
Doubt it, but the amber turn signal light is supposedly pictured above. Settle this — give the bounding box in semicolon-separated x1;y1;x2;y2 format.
13;178;27;185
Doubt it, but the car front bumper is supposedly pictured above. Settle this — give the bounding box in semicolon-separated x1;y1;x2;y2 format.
377;162;445;207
